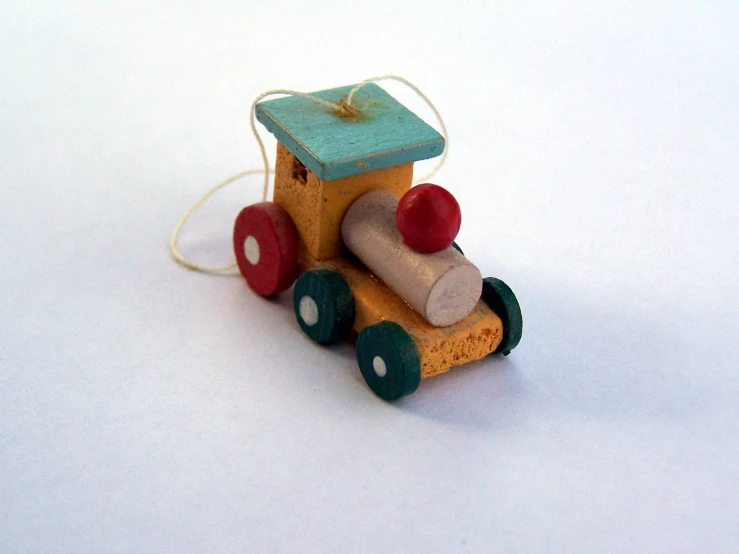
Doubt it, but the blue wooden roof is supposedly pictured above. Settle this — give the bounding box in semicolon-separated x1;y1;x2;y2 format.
255;83;445;181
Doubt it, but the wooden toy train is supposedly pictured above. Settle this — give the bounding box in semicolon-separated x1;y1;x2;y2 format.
233;83;522;400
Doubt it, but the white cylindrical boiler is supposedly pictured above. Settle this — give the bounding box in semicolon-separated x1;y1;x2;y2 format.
341;190;482;327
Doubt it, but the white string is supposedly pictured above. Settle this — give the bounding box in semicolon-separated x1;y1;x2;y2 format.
171;77;449;273
249;89;345;201
346;74;449;184
169;169;268;272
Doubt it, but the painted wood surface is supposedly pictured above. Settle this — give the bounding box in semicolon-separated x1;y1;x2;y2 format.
293;268;355;344
396;183;462;253
255;83;445;181
273;143;413;261
356;321;421;400
482;277;524;356
298;244;503;379
232;202;298;296
341;190;482;327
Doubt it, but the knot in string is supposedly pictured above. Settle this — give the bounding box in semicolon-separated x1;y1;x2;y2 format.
333;100;362;118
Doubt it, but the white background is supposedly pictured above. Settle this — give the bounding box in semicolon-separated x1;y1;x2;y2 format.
1;1;737;552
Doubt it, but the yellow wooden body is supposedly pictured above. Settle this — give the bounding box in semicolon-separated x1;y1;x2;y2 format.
273;143;413;261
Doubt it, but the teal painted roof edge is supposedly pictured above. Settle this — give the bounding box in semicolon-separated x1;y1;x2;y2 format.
255;83;445;181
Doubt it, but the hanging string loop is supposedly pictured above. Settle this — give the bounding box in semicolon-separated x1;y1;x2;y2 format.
171;75;449;273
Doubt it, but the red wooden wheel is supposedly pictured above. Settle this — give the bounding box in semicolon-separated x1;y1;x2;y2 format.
233;202;298;296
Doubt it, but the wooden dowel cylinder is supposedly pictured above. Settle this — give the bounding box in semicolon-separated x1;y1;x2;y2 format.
341;190;482;327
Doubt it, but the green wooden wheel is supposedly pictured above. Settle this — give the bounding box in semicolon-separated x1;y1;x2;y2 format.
293;268;354;344
356;321;421;400
481;277;523;356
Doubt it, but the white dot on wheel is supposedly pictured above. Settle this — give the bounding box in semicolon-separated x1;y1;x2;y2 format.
244;235;260;265
373;356;387;378
299;296;319;326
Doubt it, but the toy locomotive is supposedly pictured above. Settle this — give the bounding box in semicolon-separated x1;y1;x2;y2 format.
233;83;522;400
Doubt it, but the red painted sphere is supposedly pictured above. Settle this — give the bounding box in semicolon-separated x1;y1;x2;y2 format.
396;183;462;253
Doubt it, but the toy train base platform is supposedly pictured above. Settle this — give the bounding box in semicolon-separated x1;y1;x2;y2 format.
295;245;520;400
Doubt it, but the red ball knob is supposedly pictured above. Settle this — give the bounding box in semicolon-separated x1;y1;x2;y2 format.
396;183;462;253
